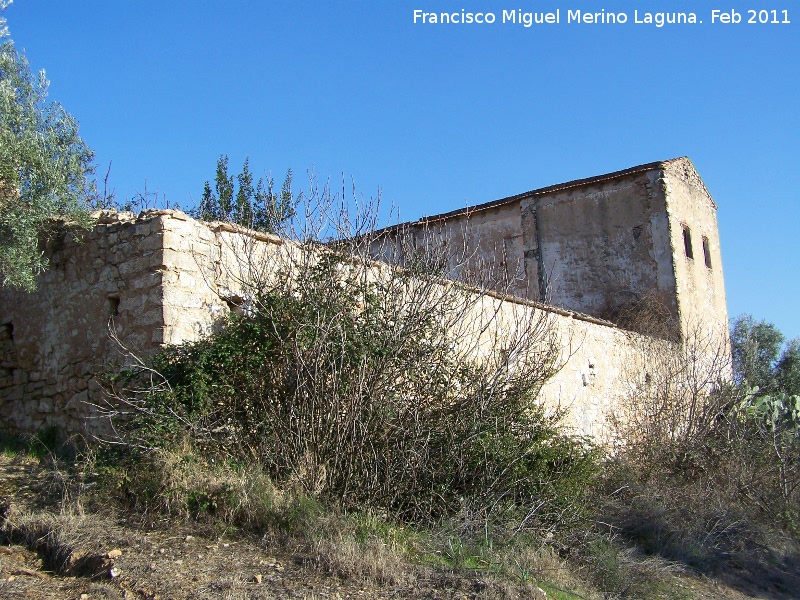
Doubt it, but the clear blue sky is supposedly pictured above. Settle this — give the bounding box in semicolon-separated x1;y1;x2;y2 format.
5;1;799;339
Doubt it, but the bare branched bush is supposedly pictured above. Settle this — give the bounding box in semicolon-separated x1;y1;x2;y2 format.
616;293;678;340
101;177;599;534
611;319;733;475
605;314;800;573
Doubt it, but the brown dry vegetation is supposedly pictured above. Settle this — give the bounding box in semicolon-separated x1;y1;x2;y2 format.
1;434;798;600
0;449;570;599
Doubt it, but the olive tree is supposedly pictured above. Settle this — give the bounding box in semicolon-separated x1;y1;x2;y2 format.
0;2;95;290
731;314;800;396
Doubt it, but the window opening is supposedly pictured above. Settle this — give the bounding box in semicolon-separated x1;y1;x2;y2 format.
702;237;712;269
682;226;693;259
0;322;15;374
225;295;244;315
106;294;120;317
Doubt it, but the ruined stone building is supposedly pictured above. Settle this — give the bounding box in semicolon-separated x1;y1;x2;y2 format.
371;156;728;341
0;157;729;440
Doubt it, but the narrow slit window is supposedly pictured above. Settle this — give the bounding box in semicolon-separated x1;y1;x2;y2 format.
702;236;712;269
0;322;15;373
106;294;120;317
682;226;693;259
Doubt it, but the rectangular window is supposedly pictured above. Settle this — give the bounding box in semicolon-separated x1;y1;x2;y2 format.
683;226;693;259
702;236;712;269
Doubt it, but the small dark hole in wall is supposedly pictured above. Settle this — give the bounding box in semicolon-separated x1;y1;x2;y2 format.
683;226;693;259
0;322;15;371
225;295;245;316
702;237;712;269
106;295;120;317
632;225;642;241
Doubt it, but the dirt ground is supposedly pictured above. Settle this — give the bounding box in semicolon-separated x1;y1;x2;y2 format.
0;453;795;600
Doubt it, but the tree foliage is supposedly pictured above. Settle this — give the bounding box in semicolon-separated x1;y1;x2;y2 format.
729;316;800;455
732;315;799;395
0;5;95;290
191;155;295;234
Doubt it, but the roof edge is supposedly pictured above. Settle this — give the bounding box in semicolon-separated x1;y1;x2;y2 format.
391;157;688;228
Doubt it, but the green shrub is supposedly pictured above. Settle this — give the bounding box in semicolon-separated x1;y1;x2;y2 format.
112;243;599;533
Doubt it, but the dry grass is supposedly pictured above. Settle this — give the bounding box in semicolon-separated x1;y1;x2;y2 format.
498;544;590;593
118;443;281;528
2;509;130;577
596;317;800;599
308;535;410;586
3;441;793;599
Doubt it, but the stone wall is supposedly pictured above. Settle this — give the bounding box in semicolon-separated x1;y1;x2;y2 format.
0;211;166;436
0;208;655;441
465;293;645;440
661;159;729;337
525;167;675;321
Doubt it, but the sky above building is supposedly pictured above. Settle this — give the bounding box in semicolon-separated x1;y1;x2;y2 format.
4;0;799;339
